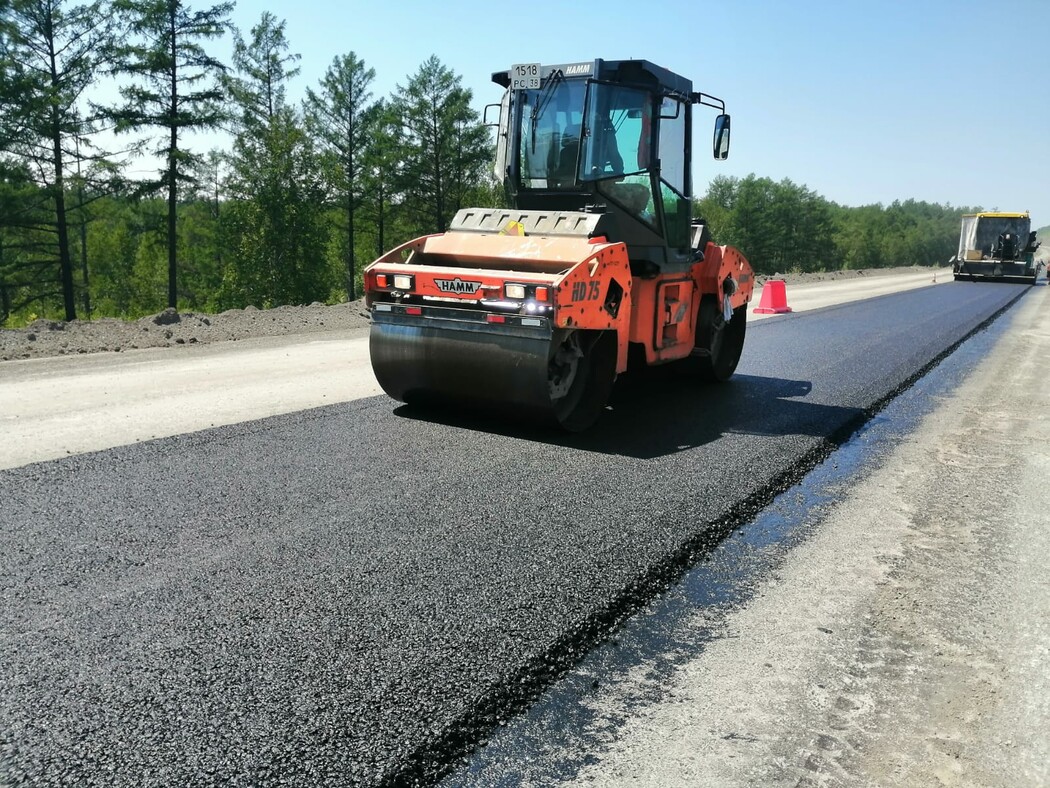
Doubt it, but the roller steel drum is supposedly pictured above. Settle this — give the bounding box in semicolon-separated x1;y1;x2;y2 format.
369;305;616;431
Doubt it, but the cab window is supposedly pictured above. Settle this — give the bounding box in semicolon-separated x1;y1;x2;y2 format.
517;79;586;189
658;97;690;249
580;84;651;182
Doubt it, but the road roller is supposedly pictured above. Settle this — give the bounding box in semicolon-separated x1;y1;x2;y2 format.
364;58;754;430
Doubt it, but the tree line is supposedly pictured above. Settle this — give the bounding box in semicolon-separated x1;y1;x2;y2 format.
0;0;494;325
694;175;978;275
1;0;977;327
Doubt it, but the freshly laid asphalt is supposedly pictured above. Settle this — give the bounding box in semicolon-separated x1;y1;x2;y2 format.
0;282;1031;786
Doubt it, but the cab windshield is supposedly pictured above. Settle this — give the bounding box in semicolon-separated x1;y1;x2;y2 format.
517;79;650;189
516;77;690;247
518;77;586;189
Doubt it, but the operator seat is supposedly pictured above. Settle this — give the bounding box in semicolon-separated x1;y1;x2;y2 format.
996;233;1017;260
599;117;624;175
554;125;581;187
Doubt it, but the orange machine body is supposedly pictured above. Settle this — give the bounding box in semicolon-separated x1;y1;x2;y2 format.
364;227;753;376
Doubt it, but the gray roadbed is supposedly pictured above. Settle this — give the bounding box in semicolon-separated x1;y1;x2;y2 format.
568;286;1050;786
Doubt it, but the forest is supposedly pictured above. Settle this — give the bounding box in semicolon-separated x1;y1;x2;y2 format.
0;0;978;328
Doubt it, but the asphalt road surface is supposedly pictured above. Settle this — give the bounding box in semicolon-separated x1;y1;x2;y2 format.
450;286;1050;788
0;281;1033;785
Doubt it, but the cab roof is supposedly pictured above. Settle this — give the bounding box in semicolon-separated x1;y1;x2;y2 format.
492;58;693;99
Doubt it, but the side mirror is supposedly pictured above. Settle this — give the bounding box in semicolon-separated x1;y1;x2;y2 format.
483;102;502;127
659;97;682;120
713;114;730;160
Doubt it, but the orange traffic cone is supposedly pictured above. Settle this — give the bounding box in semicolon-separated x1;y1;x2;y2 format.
754;279;792;314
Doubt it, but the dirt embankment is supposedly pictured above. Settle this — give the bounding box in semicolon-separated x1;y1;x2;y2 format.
0;301;372;362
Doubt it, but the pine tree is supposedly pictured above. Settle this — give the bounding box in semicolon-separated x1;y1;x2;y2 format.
221;13;329;308
392;55;492;235
359;99;404;258
111;0;231;310
2;0;114;320
304;52;374;301
223;11;299;130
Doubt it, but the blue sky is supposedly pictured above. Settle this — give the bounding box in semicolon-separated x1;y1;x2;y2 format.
215;0;1049;225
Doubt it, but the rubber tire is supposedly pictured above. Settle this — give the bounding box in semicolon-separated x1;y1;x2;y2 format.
549;329;618;432
691;296;747;383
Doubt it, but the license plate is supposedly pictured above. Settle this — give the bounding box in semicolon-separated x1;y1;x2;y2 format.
510;63;541;90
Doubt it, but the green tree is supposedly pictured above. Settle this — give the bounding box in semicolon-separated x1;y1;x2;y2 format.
222;109;329;306
223;11;299;128
729;175;778;272
111;0;232;310
392;55;492;235
304;52;375;300
85;194;138;315
3;0;114;320
693;174;735;246
767;178;836;272
0;168;52;323
359;98;404;259
178;147;225;306
221;13;329;307
1;3;31;153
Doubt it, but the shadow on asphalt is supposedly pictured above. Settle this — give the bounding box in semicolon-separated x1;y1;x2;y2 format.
394;370;864;460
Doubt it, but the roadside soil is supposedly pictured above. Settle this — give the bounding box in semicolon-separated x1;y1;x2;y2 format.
564;287;1050;787
0;301;372;362
0;266;935;362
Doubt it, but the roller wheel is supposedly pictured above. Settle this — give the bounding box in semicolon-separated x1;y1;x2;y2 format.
547;329;617;431
689;296;746;382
